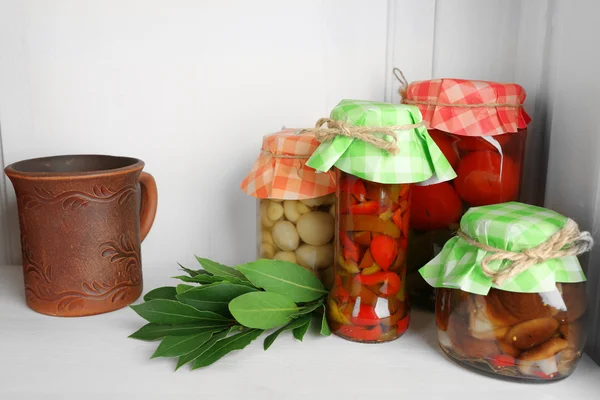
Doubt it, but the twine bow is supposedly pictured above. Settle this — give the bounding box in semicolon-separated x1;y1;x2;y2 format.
302;117;424;155
457;219;594;286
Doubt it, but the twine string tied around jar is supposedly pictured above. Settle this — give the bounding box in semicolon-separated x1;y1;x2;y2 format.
456;219;593;286
302;117;424;155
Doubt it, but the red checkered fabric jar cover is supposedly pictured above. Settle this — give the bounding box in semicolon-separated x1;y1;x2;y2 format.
403;79;531;136
240;129;336;199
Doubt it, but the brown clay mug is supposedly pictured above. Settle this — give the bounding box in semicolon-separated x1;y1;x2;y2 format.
5;155;158;317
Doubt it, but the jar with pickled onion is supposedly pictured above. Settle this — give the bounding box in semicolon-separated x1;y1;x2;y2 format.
240;129;337;288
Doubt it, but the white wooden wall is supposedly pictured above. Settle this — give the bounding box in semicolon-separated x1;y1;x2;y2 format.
542;0;600;365
0;0;550;266
0;0;598;360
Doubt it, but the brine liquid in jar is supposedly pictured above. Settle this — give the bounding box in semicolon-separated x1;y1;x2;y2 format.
328;169;411;343
258;194;336;289
436;283;586;381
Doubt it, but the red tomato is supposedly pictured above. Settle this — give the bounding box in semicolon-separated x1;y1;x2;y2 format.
456;134;513;153
454;151;519;206
409;183;463;231
429;130;460;169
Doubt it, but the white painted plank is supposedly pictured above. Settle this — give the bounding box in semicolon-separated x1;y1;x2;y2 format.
0;0;389;267
432;0;521;81
543;0;600;364
514;0;551;205
0;0;35;265
0;130;9;265
385;0;437;103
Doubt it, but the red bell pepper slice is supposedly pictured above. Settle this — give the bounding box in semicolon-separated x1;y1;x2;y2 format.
396;314;410;335
331;283;351;303
369;235;398;271
350;201;379;215
336;325;383;342
354;272;401;297
533;371;556;380
340;231;361;263
489;354;516;368
340;176;367;199
351;304;380;326
339;196;358;214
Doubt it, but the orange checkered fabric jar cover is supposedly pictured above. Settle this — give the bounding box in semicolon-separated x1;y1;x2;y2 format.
404;79;531;136
240;129;336;199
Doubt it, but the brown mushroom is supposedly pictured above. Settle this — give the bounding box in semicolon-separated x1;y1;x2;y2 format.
498;341;521;358
469;295;510;340
505;318;559;350
435;288;452;332
485;289;553;327
554;283;587;323
519;338;568;362
559;321;586;349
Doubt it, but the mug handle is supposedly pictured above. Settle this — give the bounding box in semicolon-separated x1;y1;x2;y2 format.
139;171;158;242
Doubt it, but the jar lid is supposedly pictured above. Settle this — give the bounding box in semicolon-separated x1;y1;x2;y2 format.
419;202;588;295
404;79;531;136
240;128;336;199
305;99;456;185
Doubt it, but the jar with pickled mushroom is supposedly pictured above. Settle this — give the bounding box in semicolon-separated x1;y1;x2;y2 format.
240;129;337;288
306;99;456;343
420;202;592;381
400;77;531;310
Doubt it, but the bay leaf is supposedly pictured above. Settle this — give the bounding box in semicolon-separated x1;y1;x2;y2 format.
229;292;300;329
176;283;257;316
192;329;264;369
143;286;177;301
236;260;326;303
131;299;230;325
173;273;253;287
151;329;221;358
176;328;234;370
195;257;247;280
289;300;323;319
176;284;195;294
264;314;311;350
178;263;211;277
129;322;232;341
292;318;311;341
319;304;331;336
172;274;224;284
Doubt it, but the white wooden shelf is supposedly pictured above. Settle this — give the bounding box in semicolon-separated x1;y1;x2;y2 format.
1;264;599;399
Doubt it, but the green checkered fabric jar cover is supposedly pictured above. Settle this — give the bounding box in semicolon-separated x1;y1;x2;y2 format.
305;99;456;184
419;202;586;295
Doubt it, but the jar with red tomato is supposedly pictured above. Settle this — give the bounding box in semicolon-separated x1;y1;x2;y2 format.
402;78;531;310
306;99;457;343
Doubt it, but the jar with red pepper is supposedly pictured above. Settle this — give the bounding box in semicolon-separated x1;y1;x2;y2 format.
240;129;337;288
306;99;456;343
420;202;591;381
401;78;532;310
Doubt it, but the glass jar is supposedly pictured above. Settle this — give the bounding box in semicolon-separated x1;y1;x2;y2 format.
407;129;528;308
436;283;586;381
402;79;532;310
327;169;411;343
419;202;591;382
258;194;336;288
240;128;337;289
